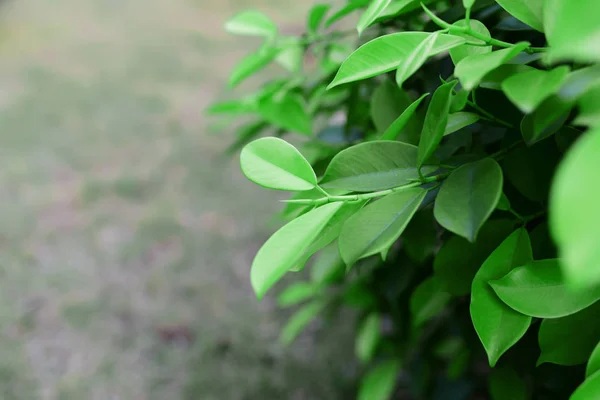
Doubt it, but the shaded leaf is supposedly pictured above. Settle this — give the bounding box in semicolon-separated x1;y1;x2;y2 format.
444;112;480;136
570;371;600;400
307;4;331;34
396;32;440;87
587;341;600;378
280;302;323;344
325;0;370;28
229;47;280;87
449;19;492;65
502;66;570;113
558;65;600;102
357;0;392;36
480;64;534;90
356;313;381;363
277;282;317;307
258;92;312;135
495;0;543;31
489;366;528;400
358;360;401;400
380;93;429;141
520;95;572;145
275;41;304;73
410;277;451;327
225;10;278;37
371;80;423;141
403;209;437;263
310;242;345;285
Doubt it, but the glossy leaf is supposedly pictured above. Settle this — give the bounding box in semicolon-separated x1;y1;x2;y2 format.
587;341;600;378
502;66;570;113
521;95;572;145
258;92;312;135
480;64;534;90
277;282;317;307
396;32;439;87
310;242;345;285
489;367;528;400
280;302;323;344
449;19;492;65
455;43;530;91
320;141;436;192
328;33;467;88
550;128;600;288
434;158;503;242
544;0;600;63
491;259;600;318
370;80;423;140
570;372;600;400
240;137;316;191
357;0;391;36
229;47;280;87
418;80;458;166
444;112;480;136
538;302;600;366
496;0;543;32
358;360;401;400
307;4;331;34
356;313;381;363
250;203;343;298
225;10;278;37
471;229;533;367
339;188;426;266
380;93;429;141
410;277;451;327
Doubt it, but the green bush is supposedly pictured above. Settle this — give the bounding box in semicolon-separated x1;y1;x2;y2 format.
209;1;600;398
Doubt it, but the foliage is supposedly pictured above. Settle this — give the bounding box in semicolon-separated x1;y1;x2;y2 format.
210;0;600;398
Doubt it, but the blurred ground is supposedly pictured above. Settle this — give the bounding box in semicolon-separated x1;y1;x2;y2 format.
0;0;354;398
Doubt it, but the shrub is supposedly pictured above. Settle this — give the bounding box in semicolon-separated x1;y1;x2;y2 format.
209;1;600;398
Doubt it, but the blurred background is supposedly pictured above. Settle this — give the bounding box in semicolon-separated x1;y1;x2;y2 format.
0;0;355;398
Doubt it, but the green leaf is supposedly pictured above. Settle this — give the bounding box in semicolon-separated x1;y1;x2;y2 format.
449;19;492;65
489;366;528;400
558;65;600;102
328;33;467;89
310;242;345;285
570;371;600;400
339;188;426;267
358;360;401;400
463;0;476;9
225;10;278;37
277;282;317;307
356;313;381;363
480;64;534;90
403;209;437;263
575;84;600;127
229;47;280;87
410;277;451;327
275;41;304;73
325;0;370;28
357;0;392;36
370;80;423;139
587;341;600;378
544;0;600;63
418;80;458;166
380;93;429;141
495;0;543;32
537;302;600;366
250;203;343;298
307;4;331;34
550;127;600;289
434;220;515;296
471;229;533;367
240;137;317;191
497;193;511;211
502;66;570;113
455;43;530;91
434;158;503;242
206;98;256;115
451;89;469;112
520;95;572;145
395;32;440;87
258;92;312;135
280;301;323;345
490;259;600;318
320;141;436;192
444;112;480;136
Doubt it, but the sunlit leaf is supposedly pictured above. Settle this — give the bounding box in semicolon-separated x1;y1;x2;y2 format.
325;0;370;28
502;66;570;113
258;92;312;135
396;32;440;87
357;0;392;36
495;0;543;32
229;47;280;87
277;282;317;307
449;19;492;65
225;10;278;37
570;371;600;400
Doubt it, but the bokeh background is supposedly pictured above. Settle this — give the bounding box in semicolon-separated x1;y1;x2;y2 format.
0;0;355;398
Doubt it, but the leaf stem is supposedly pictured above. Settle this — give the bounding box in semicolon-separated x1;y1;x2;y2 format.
466;100;514;128
489;140;524;161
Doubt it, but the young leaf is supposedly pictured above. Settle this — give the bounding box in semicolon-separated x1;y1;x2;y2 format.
490;259;600;318
471;229;533;367
434;158;503;242
570;371;600;400
455;43;530;91
357;0;392;36
325;0;370;28
328;33;467;88
449;19;492;65
240;137;317;191
225;10;278;38
544;0;600;63
250;202;343;298
380;93;429;141
395;32;440;87
277;282;317;307
229;47;280;87
358;360;401;400
495;0;543;32
320;141;436;192
488;367;528;400
520;95;572;145
418;80;458;166
502;66;570;113
307;4;331;34
356;313;382;363
280;301;324;344
537;302;600;366
258;92;312;135
550;127;600;289
310;242;345;285
587;341;600;378
434;220;515;296
410;277;451;327
339;188;426;267
444;112;480;136
480;64;534;90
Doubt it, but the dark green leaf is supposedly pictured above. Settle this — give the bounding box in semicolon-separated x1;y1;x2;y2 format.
491;259;600;318
575;84;600;127
307;4;331;34
570;371;600;400
356;313;381;363
280;301;323;344
455;43;530;91
225;10;278;37
310;242;345;285
520;95;572;145
258;92;312;135
497;193;511;211
489;366;528;400
587;341;600;378
480;64;534;90
418;80;458;166
502;66;570;113
380;93;429;141
370;80;423;140
537;302;600;366
550;127;600;289
358;360;401;400
451;89;469;112
357;0;392;36
277;282;317;307
434;158;503;242
396;32;440;87
403;209;437;263
229;47;280;87
328;33;467;88
449;19;492;65
240;137;317;191
410;277;451;327
471;229;533;367
444;112;480;136
554;126;581;153
495;0;543;31
339;188;426;267
320;141;436;192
